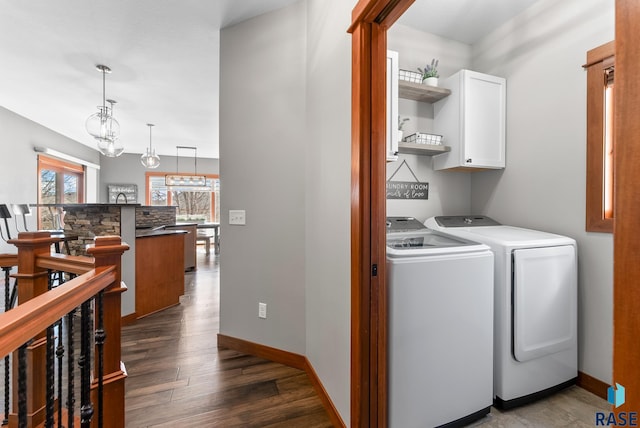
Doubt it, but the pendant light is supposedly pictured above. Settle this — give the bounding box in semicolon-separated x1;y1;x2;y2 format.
95;99;124;157
141;123;160;168
165;146;210;190
86;64;123;156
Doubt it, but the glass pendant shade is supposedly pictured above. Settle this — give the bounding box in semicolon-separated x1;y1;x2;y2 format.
141;124;160;168
97;139;125;157
141;149;160;168
86;105;121;142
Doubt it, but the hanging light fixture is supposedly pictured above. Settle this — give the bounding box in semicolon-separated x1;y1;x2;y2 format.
141;123;160;168
95;99;124;157
165;146;210;190
86;64;123;157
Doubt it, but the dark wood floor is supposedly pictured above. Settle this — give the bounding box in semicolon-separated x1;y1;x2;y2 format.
122;249;333;427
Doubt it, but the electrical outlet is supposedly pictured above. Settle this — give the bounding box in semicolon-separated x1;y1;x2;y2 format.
258;302;267;319
229;209;246;225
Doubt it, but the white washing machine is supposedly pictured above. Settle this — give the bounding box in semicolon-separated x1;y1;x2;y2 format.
386;217;494;427
425;216;578;409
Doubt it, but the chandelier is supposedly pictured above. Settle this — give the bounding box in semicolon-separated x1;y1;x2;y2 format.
140;123;160;168
86;64;123;157
165;146;209;189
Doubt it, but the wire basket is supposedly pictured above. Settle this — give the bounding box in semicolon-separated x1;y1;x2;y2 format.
399;69;423;84
404;132;443;145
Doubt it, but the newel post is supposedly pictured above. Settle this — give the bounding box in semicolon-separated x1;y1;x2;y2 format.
86;236;129;428
8;231;61;427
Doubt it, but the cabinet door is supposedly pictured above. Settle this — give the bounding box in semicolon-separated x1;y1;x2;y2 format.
463;71;506;168
387;50;399;162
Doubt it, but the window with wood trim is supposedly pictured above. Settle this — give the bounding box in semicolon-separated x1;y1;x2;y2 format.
145;172;220;223
37;155;85;229
585;41;614;233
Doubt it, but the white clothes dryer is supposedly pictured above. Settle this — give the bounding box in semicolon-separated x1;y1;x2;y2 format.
386;217;494;427
425;216;578;409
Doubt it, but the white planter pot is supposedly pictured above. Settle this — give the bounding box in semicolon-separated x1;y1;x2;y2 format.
424;77;438;87
398;130;404;142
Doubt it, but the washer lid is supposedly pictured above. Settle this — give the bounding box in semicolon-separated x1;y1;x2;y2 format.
433;215;501;227
386;216;427;232
386;230;489;258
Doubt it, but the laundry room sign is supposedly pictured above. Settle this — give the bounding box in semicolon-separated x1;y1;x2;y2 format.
386;160;429;200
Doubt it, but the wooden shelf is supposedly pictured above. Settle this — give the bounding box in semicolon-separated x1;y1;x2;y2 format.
398;142;451;156
399;80;451;103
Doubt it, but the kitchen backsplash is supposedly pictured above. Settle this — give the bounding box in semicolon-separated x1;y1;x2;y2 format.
135;206;177;228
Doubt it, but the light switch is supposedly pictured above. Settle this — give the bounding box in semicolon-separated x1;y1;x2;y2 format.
229;209;246;225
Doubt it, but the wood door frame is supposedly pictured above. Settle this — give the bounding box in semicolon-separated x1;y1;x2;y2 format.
349;1;413;426
350;0;639;424
614;0;640;412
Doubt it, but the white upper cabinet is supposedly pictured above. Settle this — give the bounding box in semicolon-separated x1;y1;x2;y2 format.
433;70;506;171
387;50;399;162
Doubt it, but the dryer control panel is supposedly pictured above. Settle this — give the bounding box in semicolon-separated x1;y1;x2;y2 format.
434;215;501;227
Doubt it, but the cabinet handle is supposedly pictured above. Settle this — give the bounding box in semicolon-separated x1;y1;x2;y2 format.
466;158;472;163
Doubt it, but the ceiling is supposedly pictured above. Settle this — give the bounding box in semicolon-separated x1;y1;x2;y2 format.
0;0;539;160
398;0;539;44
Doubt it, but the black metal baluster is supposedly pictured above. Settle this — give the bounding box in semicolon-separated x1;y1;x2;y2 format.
8;278;17;309
46;325;55;427
67;308;76;428
79;300;93;428
17;343;27;428
94;291;105;428
56;319;64;428
3;267;10;426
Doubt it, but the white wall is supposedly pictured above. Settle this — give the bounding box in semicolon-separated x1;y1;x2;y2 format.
387;26;473;221
99;153;219;203
0;106;100;253
305;0;352;422
219;2;307;355
470;0;615;383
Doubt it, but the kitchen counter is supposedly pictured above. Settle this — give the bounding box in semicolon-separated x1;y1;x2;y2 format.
135;229;188;239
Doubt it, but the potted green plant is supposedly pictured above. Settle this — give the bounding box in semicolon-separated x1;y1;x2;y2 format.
418;58;439;86
398;116;410;142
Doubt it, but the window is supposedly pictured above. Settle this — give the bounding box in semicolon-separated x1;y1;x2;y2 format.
38;155;85;229
585;41;614;233
145;172;220;223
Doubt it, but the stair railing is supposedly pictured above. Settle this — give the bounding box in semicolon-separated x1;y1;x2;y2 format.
0;232;128;428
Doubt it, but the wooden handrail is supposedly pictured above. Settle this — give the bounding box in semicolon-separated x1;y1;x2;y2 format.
36;253;94;275
0;265;115;359
0;253;18;268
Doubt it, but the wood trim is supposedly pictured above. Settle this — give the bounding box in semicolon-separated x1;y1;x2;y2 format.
38;154;85;173
304;359;347;428
585;41;614;233
584;41;615;68
370;24;388;427
350;20;373;428
577;371;608;400
217;333;306;370
349;0;414;32
614;0;640;412
121;312;138;326
349;1;414;426
217;334;346;428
